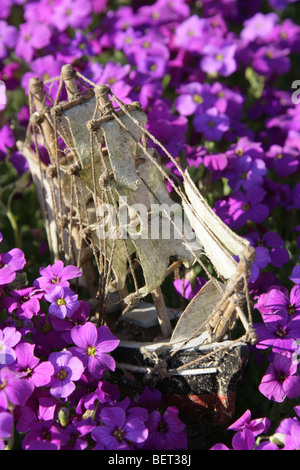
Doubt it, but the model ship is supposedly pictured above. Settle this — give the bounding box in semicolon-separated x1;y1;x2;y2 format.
18;64;257;426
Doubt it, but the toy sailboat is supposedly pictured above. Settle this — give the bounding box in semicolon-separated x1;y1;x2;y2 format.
18;64;257;426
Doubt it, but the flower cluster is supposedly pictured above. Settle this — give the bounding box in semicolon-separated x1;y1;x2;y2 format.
1;0;300;451
211;407;300;450
0;233;187;450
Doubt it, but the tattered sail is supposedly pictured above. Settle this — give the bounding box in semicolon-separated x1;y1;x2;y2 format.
17;64;257;355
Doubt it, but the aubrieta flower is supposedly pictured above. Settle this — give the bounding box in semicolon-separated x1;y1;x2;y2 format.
173;277;206;300
2;287;44;319
259;353;300;402
240;12;279;42
227;187;269;230
0;20;18;60
48;350;84;398
194;107;230;141
143;406;187;450
0;367;33;409
0;326;21;368
15;21;52;62
0;243;26;282
0;410;13;449
44;285;79;319
51;0;92;32
13;342;54;391
255;285;300;322
174;82;216;117
16;396;69;450
227;409;270;436
91;406;148;450
70;322;119;379
200;42;237;77
34;259;81;293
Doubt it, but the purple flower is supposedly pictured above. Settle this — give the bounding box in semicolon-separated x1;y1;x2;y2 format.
0;411;13;443
284;421;300;450
174;15;208;52
255;285;300;322
266;145;299;177
34;259;81;293
14;342;54;389
194;107;230;141
91;406;148;450
0;265;15;287
259;353;300;402
290;266;300;284
227;409;270;436
225;155;267;192
173;277;206;300
48;351;84;399
227;187;269;230
0;80;6;112
246;231;289;269
51;0;92;32
70;322;119;378
0;367;33;409
21;55;64;96
143;406;187;450
254;316;300;353
241;12;279;42
0;20;17;59
200;42;237;77
44;286;79;319
0;246;26;276
252;46;291;77
17;396;69;450
0;326;21;368
15;21;52;62
174;82;216;117
2;287;44;319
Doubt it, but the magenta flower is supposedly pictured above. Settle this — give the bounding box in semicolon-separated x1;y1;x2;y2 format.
17;396;69;450
51;0;92;32
241;12;279;42
174;15;208;52
284;421;300;450
34;259;81;293
143;406;187;450
48;351;84;398
2;287;44;319
44;286;79;319
0;80;7;112
227;409;270;436
0;411;13;443
14;342;54;390
0;246;26;278
70;322;119;378
255;285;300;322
200;42;237;77
0;367;33;409
194;107;230;141
173;277;206;300
15;21;52;62
254;316;300;354
227;187;269;230
259;353;300;402
0;20;17;60
174;82;216;117
225;155;267;192
91;406;148;450
0;326;21;368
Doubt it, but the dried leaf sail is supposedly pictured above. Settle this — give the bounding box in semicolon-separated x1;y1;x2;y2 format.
17;64;257;359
